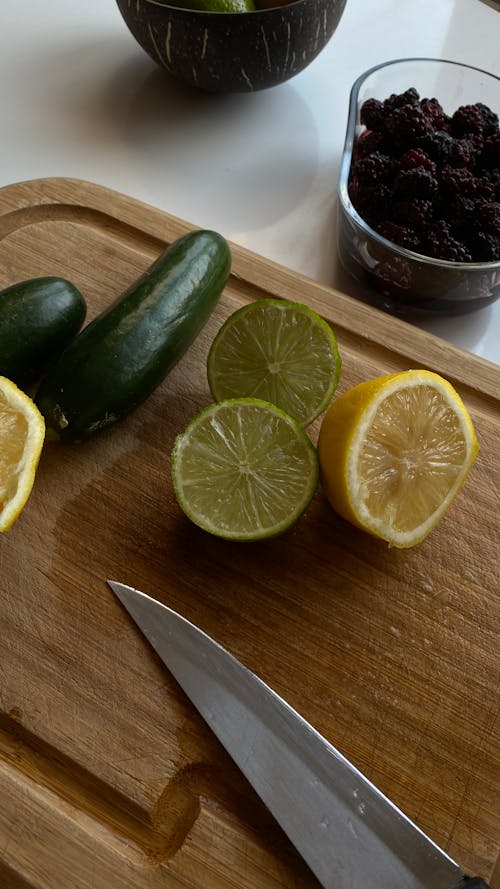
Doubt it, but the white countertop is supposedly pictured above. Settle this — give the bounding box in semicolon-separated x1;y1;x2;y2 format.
2;0;499;364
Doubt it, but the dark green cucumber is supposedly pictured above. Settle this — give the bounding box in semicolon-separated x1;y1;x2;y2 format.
35;230;231;441
0;277;86;384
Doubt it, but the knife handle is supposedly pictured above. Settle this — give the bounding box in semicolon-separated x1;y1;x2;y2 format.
449;879;491;889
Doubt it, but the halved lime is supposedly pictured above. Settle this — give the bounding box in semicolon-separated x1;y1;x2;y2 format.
171;398;318;541
206;299;342;428
164;0;255;11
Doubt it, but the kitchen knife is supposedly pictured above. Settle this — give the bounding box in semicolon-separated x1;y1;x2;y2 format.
107;580;490;889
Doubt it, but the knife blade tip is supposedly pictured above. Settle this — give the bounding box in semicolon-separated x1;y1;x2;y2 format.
107;578;135;603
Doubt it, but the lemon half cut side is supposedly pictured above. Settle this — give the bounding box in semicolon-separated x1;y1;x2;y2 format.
0;376;45;532
171;398;318;541
318;370;479;548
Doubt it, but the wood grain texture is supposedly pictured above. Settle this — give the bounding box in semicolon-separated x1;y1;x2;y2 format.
0;177;498;888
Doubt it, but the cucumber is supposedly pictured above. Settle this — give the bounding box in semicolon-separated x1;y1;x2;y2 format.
35;230;231;441
0;277;86;384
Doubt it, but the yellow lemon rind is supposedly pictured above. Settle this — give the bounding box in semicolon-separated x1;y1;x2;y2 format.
0;376;46;532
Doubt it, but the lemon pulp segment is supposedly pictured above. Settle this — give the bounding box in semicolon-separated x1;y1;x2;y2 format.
319;370;479;547
356;383;470;534
0;376;45;531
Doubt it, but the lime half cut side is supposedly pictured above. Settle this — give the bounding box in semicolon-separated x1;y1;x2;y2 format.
164;0;255;11
207;300;342;428
171;398;319;541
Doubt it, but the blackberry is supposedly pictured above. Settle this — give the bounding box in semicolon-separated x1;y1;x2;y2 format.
439;167;481;198
376;221;421;251
476;177;496;201
371;257;413;297
483;167;500;200
427;220;451;239
430;238;473;263
467;231;500;262
382;88;420;115
355;130;386;158
399;148;437;176
481;133;500;169
475;102;499;137
441;195;478;233
394;167;438;200
451;104;486;138
424;222;472;262
439;167;494;201
468;133;488;156
384;105;433;149
420;97;449;130
472;200;500;236
448;138;480;170
416;130;454;165
349;183;393;226
392;198;433;230
360;98;385;131
351;152;395;184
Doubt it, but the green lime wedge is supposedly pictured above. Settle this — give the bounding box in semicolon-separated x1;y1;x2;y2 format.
163;0;255;11
171;398;318;541
206;300;342;428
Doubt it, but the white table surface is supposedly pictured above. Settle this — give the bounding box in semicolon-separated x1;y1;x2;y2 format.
2;0;499;364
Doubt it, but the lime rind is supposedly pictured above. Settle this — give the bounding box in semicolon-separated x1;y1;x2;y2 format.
171;397;319;541
207;299;341;428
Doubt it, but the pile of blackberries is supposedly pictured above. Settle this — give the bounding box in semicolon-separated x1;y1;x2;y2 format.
349;88;500;263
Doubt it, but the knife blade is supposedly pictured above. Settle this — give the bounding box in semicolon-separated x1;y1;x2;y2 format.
107;580;490;889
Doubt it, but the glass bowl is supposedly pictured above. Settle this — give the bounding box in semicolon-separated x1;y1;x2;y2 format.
337;58;500;317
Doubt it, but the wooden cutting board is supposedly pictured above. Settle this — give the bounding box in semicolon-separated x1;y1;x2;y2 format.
0;178;498;889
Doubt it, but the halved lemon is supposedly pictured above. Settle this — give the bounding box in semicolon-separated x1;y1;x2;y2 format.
318;370;479;548
0;376;45;532
171;398;318;541
207;299;342;427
